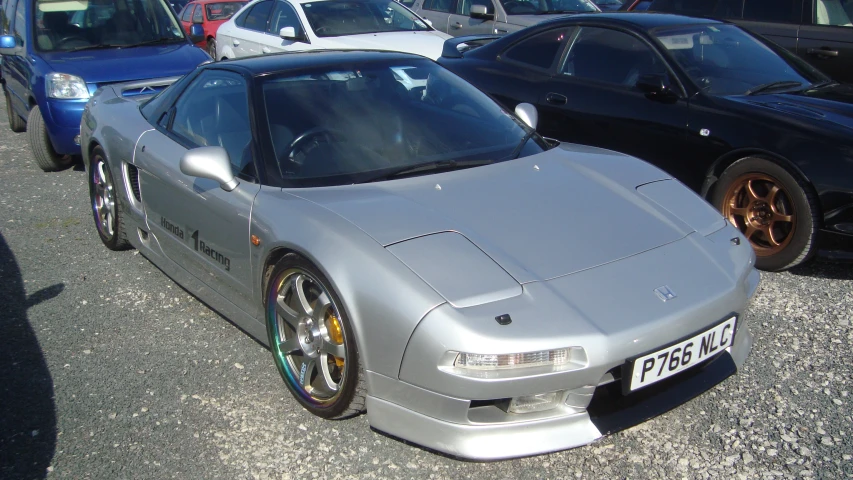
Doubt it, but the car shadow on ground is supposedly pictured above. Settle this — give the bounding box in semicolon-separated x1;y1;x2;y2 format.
0;232;62;479
788;258;853;281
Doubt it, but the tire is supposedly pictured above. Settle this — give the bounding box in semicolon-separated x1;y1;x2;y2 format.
264;254;366;419
88;146;131;251
5;91;26;133
28;105;71;172
207;38;217;60
711;157;818;271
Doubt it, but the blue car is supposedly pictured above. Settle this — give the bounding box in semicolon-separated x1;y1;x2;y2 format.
0;0;210;171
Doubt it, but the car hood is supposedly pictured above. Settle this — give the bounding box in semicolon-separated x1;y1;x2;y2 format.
725;83;853;132
40;43;209;85
295;145;701;284
318;31;451;60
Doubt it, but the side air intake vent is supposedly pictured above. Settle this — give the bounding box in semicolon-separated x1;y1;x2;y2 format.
127;164;142;202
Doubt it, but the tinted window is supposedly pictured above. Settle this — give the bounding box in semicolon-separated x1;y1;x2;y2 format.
12;0;23;43
563;27;666;85
456;0;492;14
1;0;16;34
646;0;715;15
171;71;255;178
632;0;653;9
237;0;272;30
181;3;194;20
742;0;801;23
192;3;204;21
206;1;245;20
813;0;853;26
423;0;454;13
267;0;303;35
302;0;430;37
503;28;569;70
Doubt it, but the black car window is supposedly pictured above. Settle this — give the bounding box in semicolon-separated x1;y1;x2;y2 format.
456;0;492;14
813;0;853;26
181;3;194;21
713;0;743;18
742;0;802;23
562;27;666;86
236;0;273;30
267;0;303;35
646;0;715;15
192;3;204;21
170;70;256;180
632;0;653;9
12;0;24;44
423;0;454;13
502;28;570;70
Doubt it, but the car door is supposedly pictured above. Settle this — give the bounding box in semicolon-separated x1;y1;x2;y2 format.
135;69;261;314
3;0;28;117
798;0;853;82
229;0;274;56
531;26;693;183
414;0;454;33
447;0;494;35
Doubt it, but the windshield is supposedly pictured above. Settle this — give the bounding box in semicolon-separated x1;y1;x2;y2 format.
262;59;546;187
34;0;185;52
498;0;598;15
301;0;430;37
654;24;826;96
206;1;245;20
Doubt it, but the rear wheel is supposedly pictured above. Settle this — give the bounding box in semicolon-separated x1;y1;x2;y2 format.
712;157;818;271
4;91;26;133
28;105;71;171
265;254;366;419
88;146;130;250
207;38;217;59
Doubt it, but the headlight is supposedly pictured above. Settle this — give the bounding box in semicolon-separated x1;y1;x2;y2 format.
453;347;586;370
46;73;90;99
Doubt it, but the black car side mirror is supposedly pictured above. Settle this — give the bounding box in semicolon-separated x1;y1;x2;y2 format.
470;4;495;19
636;74;677;101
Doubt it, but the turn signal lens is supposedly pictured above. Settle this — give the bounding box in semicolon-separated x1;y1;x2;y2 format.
454;348;577;370
507;392;560;414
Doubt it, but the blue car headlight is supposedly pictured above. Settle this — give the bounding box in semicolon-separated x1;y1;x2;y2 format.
46;73;90;99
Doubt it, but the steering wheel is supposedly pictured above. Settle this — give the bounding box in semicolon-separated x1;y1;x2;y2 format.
57;35;90;47
282;127;345;174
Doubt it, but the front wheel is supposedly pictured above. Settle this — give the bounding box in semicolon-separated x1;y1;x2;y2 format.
88;146;130;250
207;38;217;60
28;105;71;171
265;254;365;419
712;157;818;271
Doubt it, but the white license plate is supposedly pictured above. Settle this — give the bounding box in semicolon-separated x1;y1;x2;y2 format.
628;317;737;392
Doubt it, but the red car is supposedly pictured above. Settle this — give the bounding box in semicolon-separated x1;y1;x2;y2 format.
178;0;247;58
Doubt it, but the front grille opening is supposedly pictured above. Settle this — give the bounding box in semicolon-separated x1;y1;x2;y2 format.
127;164;142;202
121;84;168;97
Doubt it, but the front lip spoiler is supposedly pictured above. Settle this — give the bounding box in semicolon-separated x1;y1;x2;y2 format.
588;351;736;435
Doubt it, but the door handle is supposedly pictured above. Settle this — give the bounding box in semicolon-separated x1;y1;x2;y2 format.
451;22;462;29
807;47;838;57
546;93;567;105
262;46;271;53
232;39;240;46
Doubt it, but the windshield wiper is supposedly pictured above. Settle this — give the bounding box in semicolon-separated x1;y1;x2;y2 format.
120;37;184;48
745;81;805;96
66;43;124;52
509;129;537;159
807;80;838;90
360;159;494;183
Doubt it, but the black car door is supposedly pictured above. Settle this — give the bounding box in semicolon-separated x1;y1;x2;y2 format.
797;0;853;83
533;26;693;182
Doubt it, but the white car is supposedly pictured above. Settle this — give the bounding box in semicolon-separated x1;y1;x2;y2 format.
215;0;452;60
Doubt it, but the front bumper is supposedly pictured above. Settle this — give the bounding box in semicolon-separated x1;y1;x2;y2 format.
41;98;87;155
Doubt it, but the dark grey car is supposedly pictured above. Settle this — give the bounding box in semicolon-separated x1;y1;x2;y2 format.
623;0;853;83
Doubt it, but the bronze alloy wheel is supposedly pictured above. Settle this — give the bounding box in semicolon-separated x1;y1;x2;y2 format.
721;173;795;256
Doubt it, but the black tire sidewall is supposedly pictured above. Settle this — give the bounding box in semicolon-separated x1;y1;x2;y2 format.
27;105;69;171
264;254;360;418
207;38;216;59
712;157;817;271
5;91;26;133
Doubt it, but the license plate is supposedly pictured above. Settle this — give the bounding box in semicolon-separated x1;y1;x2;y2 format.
627;317;737;392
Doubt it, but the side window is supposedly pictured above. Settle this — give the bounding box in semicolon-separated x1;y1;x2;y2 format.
399;0;416;6
192;3;204;22
742;0;802;23
1;0;16;34
502;28;569;70
632;0;653;10
562;27;667;86
713;0;744;18
813;0;853;27
12;0;24;44
236;0;273;30
456;0;492;15
267;0;303;35
170;71;256;179
181;4;194;21
423;0;454;13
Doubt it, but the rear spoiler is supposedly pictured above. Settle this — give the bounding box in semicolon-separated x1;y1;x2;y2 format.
441;35;502;59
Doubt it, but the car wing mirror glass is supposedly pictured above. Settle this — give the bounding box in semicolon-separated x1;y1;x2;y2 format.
470;4;495;19
0;35;21;55
515;102;538;130
180;146;240;191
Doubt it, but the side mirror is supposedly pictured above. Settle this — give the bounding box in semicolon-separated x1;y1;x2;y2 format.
188;24;205;43
279;26;303;42
0;35;20;55
470;4;494;19
180;146;239;191
515;102;538;130
636;73;673;97
423;18;433;26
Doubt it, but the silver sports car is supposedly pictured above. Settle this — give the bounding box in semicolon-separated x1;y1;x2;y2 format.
80;51;759;460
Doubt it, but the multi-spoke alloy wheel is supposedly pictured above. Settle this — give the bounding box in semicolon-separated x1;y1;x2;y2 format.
266;255;365;418
712;157;818;271
88;146;130;250
721;173;794;256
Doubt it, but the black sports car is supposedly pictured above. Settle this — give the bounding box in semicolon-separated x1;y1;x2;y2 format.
438;13;853;271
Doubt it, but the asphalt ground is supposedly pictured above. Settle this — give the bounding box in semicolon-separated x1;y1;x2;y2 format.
0;94;851;480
